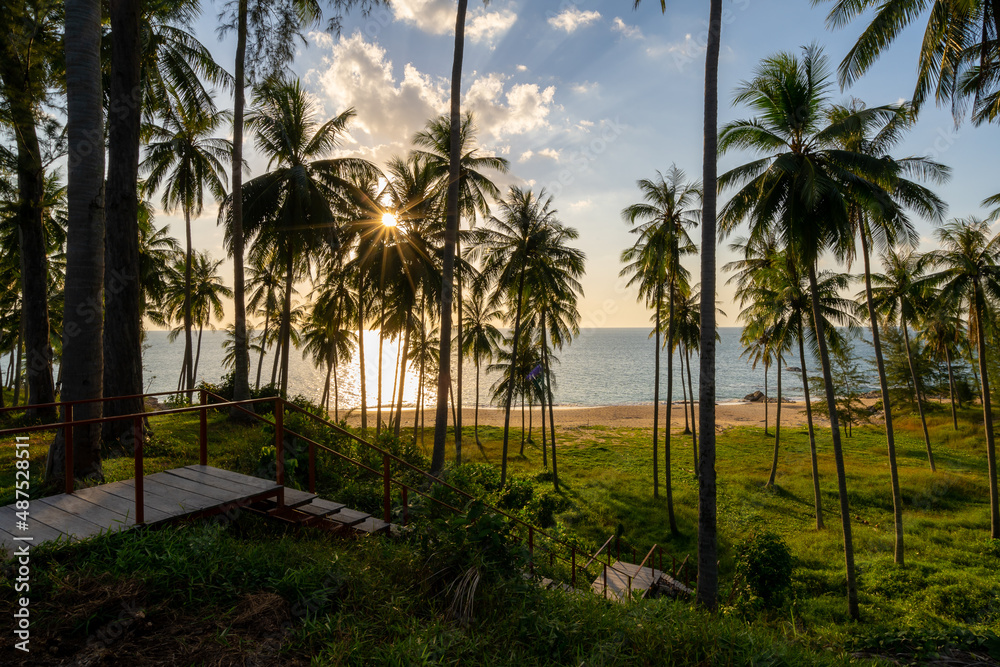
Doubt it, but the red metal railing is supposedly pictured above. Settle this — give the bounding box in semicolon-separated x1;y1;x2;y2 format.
1;390;686;593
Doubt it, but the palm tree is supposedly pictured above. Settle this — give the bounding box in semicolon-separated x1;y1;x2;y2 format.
470;187;574;486
246;250;284;390
227;77;378;395
187;252;231;382
141;90;231;392
415;110;509;470
925;217;1000;539
673;284;703;470
137;212;182;327
920;302;966;429
302;289;358;418
53;0;105;483
718;45;903;620
462;286;502;446
869;248;937;471
831;98;948;565
620;166;698;522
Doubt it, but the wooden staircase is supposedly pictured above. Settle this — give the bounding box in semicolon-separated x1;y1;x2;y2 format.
251;492;392;536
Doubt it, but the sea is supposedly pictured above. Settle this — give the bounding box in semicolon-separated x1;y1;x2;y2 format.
132;327;878;408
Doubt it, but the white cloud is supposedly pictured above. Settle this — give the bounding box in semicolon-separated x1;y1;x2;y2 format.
611;17;643;39
548;8;601;33
572;81;598;95
516;64;528;72
307;32;559;163
518;150;534;163
518;148;561;163
467;9;517;48
569;199;593;211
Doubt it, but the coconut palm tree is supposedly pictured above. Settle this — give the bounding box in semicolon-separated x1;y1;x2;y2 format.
718;45;901;620
620;166;699;520
53;0;105;483
246;249;284;390
141;89;231;392
869;248;937;471
302;289;357;418
469;187;575;486
415;111;509;468
919;301;966;429
225;77;378;395
462;286;503;446
925;217;1000;539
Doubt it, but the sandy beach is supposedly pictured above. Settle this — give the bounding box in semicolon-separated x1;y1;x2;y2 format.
333;399;869;431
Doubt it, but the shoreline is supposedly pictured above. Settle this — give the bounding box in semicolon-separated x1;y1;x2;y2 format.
329;399;872;430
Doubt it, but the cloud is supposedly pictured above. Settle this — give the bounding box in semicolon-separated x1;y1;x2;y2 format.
391;0;516;47
467;9;517;47
516;64;528;72
569;198;593;211
548;8;601;33
308;32;559;163
611;17;643;39
572;81;598;95
518;150;534;163
518;148;561;162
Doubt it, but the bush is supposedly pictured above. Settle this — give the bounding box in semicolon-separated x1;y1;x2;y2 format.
733;529;793;610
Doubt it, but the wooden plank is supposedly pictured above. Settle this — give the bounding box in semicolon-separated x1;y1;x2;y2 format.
166;467;278;497
0;505;66;545
353;517;390;534
144;472;240;502
297;500;345;518
26;501;107;541
590;561;662;602
34;494;133;532
310;498;346;513
107;479;218;515
183;465;276;490
280;487;316;509
71;486;171;525
328;507;369;527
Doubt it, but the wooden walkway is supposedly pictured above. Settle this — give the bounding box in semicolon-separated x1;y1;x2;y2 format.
591;560;665;602
0;466;283;555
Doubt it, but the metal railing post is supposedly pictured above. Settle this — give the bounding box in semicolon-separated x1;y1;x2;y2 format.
402;486;409;526
64;404;74;494
603;563;608;597
382;453;390;523
308;441;316;494
133;416;144;525
628;575;632;601
199;389;208;465
275;399;285;508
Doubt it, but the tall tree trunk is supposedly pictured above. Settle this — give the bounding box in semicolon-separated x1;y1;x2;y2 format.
681;347;690;434
278;236;294;395
50;0;105;482
334;353;340;421
945;346;958;430
430;0;468;477
358;282;367;435
456;236;463;463
665;278;678;534
764;361;770;435
323;358;332;414
861;226;904;564
540;367;548;467
696;0;722;612
13;324;23;407
498;265;526;486
394;317;411;437
269;329;282;387
228;0;253;417
474;358;481;446
798;328;824;530
973;284;1000;539
767;355;782;487
542;315;558;492
192;324;204;383
808;263;860;620
255;310;269;390
183;207;194;392
902;313;935;471
376;300;385;434
686;345;697;472
519;389;525;455
0;47;56;420
652;284;661;499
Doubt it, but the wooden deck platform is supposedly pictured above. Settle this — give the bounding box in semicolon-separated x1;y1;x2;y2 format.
591;560;664;602
0;465;282;556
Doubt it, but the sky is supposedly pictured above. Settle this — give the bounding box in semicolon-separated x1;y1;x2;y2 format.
162;0;1000;330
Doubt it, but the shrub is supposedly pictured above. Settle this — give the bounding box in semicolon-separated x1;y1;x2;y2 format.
733;529;793;610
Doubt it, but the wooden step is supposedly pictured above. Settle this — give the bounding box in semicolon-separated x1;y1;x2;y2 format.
253;487;316;511
326;507;370;527
353;517;391;534
297;498;346;518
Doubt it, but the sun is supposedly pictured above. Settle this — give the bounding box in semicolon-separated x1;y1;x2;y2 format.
382;212;398;228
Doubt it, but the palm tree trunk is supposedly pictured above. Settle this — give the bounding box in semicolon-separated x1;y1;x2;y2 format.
520;390;525;455
902;313;935;471
228;0;253;416
50;0;105;483
389;330;401;427
696;0;723;612
475;358;481;446
542;315;558;492
334;353;340;421
946;346;958;430
358;283;367;435
798;328;824;530
767;355;782;487
764;361;770;435
12;323;23;407
376;300;385;435
183;207;194;392
652;284;661;499
323;358;332;415
665;278;678;534
192;324;204;384
809;263;859;621
430;0;468;477
681;346;690;435
861;225;904;564
394;318;411;437
497;267;527;486
973;284;1000;539
686;345;698;472
456;236;463;463
269;331;281;387
278;236;294;395
255;310;269;390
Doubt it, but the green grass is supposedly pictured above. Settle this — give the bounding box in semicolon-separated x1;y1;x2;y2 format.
1;401;998;664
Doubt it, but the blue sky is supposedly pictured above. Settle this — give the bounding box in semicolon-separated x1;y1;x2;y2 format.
173;0;1000;329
